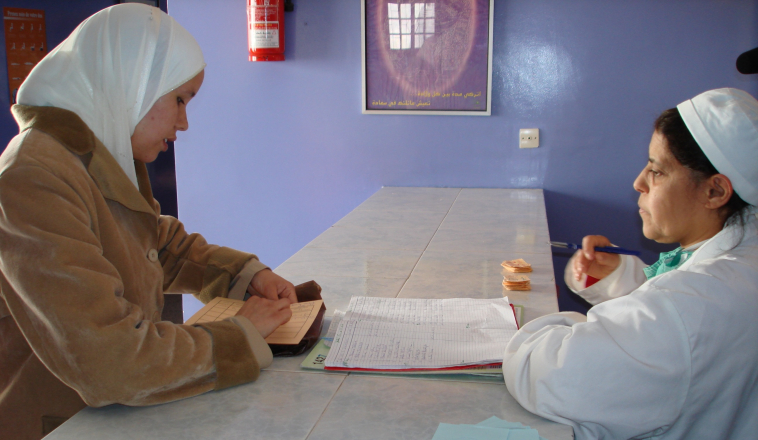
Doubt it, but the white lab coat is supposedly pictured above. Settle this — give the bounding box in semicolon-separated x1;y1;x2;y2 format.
503;212;758;439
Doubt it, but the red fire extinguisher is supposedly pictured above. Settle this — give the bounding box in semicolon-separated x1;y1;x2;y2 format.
248;0;285;61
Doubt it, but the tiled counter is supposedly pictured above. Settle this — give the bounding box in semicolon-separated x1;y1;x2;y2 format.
47;187;573;440
276;187;556;324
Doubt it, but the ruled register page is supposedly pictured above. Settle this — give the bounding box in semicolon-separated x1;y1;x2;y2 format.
324;297;519;371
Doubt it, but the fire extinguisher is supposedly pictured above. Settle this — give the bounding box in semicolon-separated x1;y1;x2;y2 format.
248;0;285;61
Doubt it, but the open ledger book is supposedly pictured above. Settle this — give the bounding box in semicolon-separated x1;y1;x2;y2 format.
324;297;519;372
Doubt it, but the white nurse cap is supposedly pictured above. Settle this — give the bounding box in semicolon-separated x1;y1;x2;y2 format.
677;88;758;206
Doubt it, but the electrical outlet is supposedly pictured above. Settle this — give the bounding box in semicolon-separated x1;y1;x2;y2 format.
519;128;539;149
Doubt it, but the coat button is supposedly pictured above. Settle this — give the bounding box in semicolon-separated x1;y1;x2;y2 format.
147;249;159;262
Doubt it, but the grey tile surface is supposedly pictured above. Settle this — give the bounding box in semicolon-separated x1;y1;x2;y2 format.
275;247;422;280
425;226;552;255
333;208;448;231
51;188;572;439
447;188;547;219
456;187;545;203
304;225;437;251
47;371;346;440
440;210;549;232
307;375;572;440
353;187;460;213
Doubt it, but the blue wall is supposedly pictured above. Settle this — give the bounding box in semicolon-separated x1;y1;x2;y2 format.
1;1;756;316
167;0;758;316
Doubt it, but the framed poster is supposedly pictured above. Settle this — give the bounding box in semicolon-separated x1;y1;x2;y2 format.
362;0;494;116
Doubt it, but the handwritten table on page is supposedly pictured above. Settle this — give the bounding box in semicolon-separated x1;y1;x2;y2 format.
185;297;323;345
184;297;243;324
264;300;322;344
325;297;518;371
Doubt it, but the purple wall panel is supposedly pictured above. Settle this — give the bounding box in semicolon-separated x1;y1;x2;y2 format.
168;0;758;314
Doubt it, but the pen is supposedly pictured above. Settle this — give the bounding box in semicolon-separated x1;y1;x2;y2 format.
550;241;641;256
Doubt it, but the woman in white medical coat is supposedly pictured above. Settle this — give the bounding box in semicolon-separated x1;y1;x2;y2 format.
503;88;758;440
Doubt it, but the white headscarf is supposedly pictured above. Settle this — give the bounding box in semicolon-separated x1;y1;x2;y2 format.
678;88;758;206
17;3;205;187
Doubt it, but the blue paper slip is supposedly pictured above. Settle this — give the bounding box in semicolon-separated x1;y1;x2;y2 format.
477;416;526;429
431;417;547;440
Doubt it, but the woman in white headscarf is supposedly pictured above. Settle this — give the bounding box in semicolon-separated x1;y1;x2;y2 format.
503;88;758;439
0;5;296;439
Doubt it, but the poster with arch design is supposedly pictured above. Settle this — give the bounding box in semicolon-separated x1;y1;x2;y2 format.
362;0;494;115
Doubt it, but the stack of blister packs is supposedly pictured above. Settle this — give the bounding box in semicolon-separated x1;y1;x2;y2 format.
501;259;532;291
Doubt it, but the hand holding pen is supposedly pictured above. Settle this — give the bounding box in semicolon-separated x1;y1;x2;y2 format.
551;236;638;282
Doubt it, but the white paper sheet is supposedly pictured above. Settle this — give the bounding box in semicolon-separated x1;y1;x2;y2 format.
324;297;518;370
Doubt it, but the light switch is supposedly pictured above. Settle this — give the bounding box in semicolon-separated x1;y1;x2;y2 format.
519;128;539;149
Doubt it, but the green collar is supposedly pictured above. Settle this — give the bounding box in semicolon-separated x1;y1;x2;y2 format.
643;247;695;280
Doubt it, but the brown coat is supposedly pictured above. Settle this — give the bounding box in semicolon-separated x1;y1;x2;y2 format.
0;106;269;439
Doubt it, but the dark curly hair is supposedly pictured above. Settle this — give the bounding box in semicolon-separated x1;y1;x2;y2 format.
654;108;750;226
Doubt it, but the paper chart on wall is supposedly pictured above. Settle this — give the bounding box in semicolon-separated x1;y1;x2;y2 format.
324;297;518;371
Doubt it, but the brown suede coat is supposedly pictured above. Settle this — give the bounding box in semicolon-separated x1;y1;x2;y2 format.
0;106;268;440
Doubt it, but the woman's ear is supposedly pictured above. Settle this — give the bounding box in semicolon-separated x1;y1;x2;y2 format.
703;174;733;210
